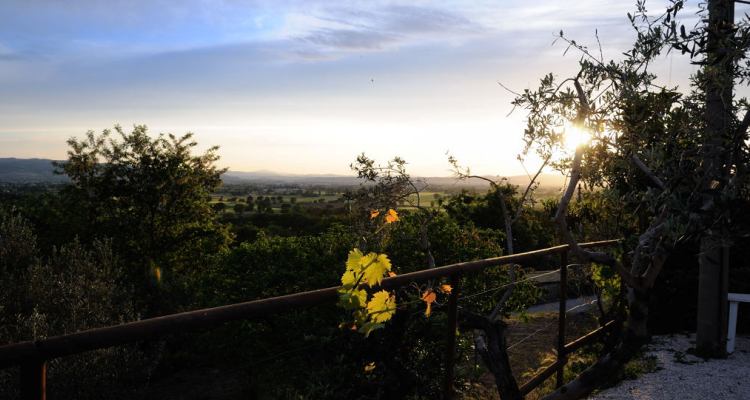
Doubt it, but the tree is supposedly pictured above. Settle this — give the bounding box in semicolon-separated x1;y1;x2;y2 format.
511;1;750;397
234;203;247;215
446;157;549;399
213;202;227;214
696;0;734;356
55;125;232;312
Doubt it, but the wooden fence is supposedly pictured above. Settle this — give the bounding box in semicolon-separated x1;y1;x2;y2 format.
0;239;620;400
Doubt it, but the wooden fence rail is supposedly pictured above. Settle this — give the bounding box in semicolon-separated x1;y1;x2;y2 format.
0;239;619;400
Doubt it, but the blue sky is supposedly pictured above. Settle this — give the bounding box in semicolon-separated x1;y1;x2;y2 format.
0;0;701;175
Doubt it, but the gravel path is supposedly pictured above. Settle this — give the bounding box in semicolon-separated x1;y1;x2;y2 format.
588;334;750;400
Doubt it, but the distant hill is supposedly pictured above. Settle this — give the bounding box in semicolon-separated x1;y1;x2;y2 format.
0;158;567;189
0;158;67;183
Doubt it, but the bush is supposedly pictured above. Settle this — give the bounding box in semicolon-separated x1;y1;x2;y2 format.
0;211;153;400
186;213;541;398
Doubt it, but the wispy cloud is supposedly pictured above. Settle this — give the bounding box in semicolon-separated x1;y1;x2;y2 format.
0;43;20;61
301;28;397;50
288;4;485;56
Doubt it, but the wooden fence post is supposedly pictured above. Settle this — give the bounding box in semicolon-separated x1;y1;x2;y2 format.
443;273;461;399
20;359;46;400
556;251;568;388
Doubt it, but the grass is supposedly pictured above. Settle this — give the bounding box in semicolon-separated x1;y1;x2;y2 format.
621;354;660;380
209;193;344;214
210;191;457;213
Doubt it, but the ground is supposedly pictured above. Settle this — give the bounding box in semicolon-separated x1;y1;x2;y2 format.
462;309;602;399
588;335;750;400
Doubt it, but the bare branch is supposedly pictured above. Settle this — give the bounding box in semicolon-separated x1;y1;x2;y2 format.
497;81;522;97
512;154;551;223
419;215;437;269
489;264;518;321
449;154;518;317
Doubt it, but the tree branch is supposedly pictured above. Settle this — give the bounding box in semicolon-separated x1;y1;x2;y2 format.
512;154;551;224
631;154;666;191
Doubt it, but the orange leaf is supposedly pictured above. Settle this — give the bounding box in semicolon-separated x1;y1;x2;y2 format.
385;209;399;223
370;210;380;219
439;284;452;294
422;290;436;317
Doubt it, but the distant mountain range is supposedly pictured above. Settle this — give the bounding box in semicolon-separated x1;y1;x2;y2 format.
0;158;67;183
0;158;567;188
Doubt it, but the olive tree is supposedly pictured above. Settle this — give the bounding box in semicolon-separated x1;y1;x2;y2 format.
511;0;750;397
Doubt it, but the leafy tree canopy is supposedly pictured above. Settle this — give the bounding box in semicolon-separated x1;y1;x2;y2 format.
54;125;232;309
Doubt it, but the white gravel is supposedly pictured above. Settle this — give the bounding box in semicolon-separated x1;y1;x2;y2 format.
588;334;750;400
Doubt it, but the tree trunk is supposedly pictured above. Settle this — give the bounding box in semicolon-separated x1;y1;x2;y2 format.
696;0;733;356
697;238;730;355
461;312;522;400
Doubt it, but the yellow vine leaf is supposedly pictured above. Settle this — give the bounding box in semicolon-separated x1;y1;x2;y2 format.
385;208;399;223
364;362;376;373
370;210;380;219
367;290;397;323
341;270;357;287
439;284;452;294
346;249;365;272
350;288;368;308
338;248;397;336
337;288;367;310
422;290;437;317
362;254;391;287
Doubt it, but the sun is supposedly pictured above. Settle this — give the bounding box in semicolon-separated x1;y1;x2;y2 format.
563;124;592;153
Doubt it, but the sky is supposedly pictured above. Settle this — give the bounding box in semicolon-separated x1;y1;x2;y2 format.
0;0;711;176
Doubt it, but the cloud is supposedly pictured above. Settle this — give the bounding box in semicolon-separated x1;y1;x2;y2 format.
379;5;481;34
0;43;20;61
301;28;397;50
288;3;485;55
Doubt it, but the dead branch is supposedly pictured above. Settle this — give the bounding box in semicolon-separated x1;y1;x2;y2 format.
512;154;552;224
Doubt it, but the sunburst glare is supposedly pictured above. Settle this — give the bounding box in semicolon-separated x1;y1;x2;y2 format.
563;124;592;153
